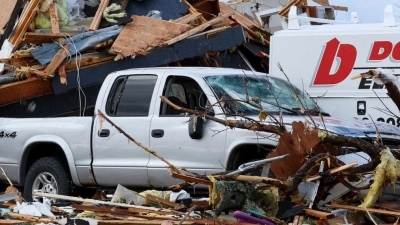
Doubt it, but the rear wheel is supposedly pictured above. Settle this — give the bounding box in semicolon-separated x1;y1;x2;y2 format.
23;157;72;202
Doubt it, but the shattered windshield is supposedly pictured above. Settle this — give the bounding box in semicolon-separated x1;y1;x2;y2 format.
205;74;322;115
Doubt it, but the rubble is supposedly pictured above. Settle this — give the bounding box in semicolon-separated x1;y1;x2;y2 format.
2;0;400;225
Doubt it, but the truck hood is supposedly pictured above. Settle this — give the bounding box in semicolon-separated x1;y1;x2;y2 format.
260;115;400;140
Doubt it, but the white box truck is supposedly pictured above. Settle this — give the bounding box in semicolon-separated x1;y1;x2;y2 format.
269;5;400;126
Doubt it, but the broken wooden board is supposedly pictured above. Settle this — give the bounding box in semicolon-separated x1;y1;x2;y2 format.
89;0;110;31
0;78;53;106
0;0;18;30
145;194;186;210
163;12;234;46
327;203;400;217
110;15;192;60
42;45;70;78
49;2;60;33
279;0;303;16
0;220;33;225
9;0;45;50
218;3;269;44
21;33;71;44
173;13;202;24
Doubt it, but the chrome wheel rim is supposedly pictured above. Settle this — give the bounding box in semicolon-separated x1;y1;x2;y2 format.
32;172;58;203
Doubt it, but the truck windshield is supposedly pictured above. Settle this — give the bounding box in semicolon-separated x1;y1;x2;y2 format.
205;74;322;115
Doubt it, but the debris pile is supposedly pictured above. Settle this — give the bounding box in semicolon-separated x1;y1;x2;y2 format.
1;1;400;225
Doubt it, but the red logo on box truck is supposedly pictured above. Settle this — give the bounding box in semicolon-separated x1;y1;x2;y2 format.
313;38;399;85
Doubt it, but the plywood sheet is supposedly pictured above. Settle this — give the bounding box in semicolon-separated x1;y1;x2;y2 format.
0;0;17;29
110;15;192;60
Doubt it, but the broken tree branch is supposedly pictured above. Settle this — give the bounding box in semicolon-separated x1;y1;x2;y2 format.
160;96;285;134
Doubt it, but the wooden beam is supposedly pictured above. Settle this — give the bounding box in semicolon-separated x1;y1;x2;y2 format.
9;0;44;50
163;12;234;46
326;203;400;217
0;78;53;106
0;219;29;225
6;212;58;224
332;5;348;11
71;204;178;216
306;162;358;182
49;1;60;33
33;192;174;212
89;0;110;31
279;0;302;16
22;33;73;44
173;13;202;24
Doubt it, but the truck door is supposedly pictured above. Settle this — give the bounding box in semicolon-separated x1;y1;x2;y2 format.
92;74;159;187
148;75;227;187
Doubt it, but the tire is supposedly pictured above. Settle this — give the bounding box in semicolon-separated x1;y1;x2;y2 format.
23;157;72;202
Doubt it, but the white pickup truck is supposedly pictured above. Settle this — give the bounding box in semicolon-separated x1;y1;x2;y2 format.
1;67;400;201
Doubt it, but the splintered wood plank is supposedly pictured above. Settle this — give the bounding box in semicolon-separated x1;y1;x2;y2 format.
9;0;44;49
0;0;18;29
89;0;110;31
22;33;73;44
163;12;234;46
110;15;192;60
218;3;269;44
0;219;28;225
49;2;60;33
0;78;53;106
43;45;70;77
173;13;202;24
145;194;185;210
327;203;400;217
22;33;67;43
332;6;348;11
306;162;358;182
6;213;58;224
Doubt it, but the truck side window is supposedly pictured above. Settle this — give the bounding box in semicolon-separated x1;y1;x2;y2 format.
107;75;157;117
160;76;212;116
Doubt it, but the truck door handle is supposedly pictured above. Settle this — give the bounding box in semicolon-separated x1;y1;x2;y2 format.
151;129;164;138
99;129;110;137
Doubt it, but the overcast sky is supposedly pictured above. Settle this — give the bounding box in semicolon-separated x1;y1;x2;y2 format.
323;0;399;23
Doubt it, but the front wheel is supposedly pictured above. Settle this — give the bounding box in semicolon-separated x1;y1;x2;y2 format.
23;157;72;202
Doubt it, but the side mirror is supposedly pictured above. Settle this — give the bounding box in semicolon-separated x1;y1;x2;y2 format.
188;115;203;139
